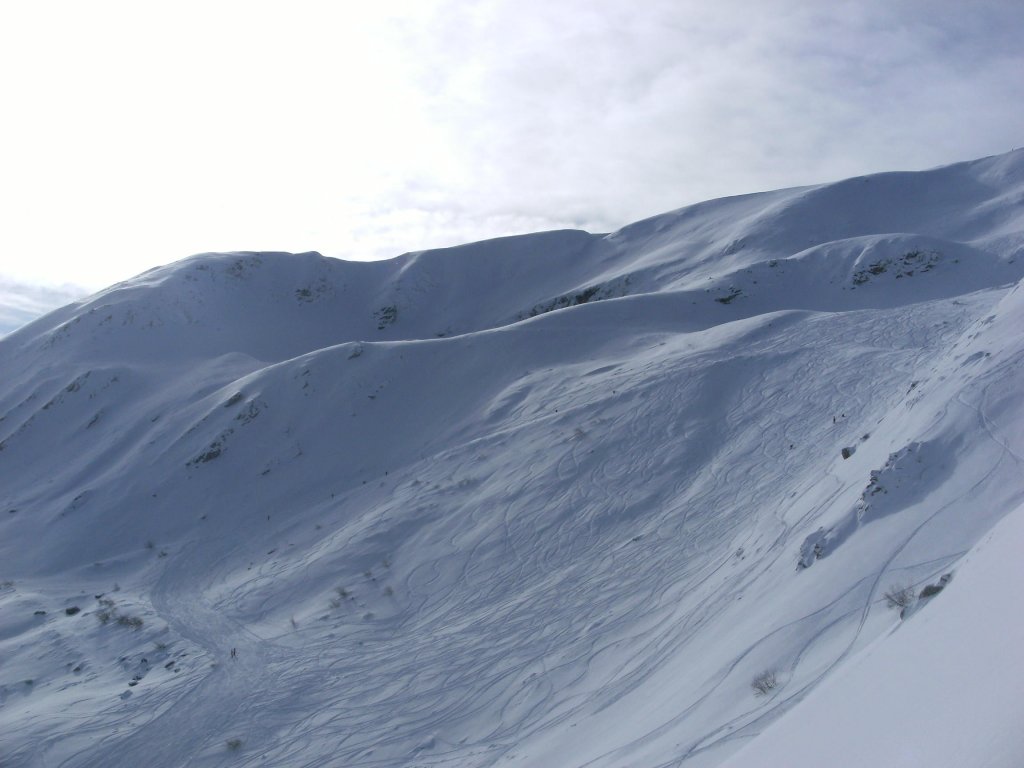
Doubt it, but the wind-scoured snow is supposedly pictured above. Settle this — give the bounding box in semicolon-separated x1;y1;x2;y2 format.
1;150;1023;767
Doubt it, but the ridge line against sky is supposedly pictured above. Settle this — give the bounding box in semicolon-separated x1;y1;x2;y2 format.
0;0;1022;291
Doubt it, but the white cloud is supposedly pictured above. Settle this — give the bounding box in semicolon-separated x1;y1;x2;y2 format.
0;0;1021;290
0;279;85;337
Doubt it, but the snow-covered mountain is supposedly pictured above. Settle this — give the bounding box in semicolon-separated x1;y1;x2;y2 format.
2;151;1023;768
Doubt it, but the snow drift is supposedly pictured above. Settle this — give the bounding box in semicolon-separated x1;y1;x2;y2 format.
1;150;1023;767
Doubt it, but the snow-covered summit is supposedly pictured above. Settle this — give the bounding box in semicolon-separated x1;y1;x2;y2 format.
7;150;1024;358
1;150;1022;767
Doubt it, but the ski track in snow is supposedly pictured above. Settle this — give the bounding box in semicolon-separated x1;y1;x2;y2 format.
2;150;1024;767
38;299;994;766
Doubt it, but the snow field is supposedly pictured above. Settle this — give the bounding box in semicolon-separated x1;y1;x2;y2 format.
1;150;1023;766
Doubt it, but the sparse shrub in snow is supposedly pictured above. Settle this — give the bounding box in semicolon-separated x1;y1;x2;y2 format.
751;670;778;696
95;596;143;628
715;288;743;304
884;585;915;610
96;597;116;623
374;305;398;329
226;738;242;751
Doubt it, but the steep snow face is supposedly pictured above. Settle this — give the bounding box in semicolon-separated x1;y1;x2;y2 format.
1;151;1023;768
722;498;1024;768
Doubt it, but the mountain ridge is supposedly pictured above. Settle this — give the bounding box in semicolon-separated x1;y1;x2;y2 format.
5;149;1022;361
1;150;1022;767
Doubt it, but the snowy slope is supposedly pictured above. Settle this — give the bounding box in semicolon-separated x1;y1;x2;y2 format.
1;150;1023;767
722;498;1024;768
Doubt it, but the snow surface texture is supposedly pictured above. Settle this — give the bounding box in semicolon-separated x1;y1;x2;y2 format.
1;150;1023;767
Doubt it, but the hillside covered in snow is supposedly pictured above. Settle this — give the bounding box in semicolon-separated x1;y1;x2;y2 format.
1;150;1023;767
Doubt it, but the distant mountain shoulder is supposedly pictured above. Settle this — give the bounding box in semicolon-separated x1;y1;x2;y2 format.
0;278;86;337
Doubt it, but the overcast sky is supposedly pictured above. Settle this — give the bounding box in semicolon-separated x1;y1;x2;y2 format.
1;0;1022;292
